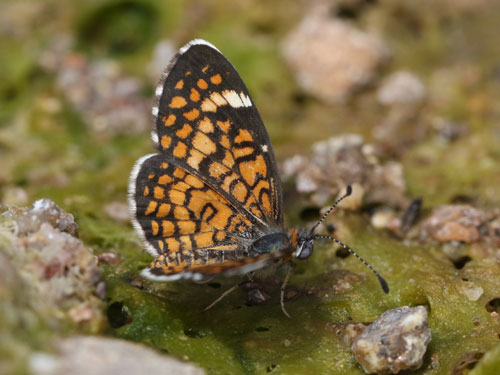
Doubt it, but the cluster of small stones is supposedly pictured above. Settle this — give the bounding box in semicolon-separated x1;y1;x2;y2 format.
0;199;209;374
282;134;409;209
1;199;104;329
39;36;150;137
283;133;500;262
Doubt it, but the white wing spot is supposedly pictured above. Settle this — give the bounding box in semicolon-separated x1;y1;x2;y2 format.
222;90;244;108
261;144;268;152
210;92;228;106
151;131;159;145
155;85;164;97
240;92;252;107
152;106;159;117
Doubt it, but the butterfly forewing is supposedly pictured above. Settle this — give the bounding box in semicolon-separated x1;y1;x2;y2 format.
152;40;283;227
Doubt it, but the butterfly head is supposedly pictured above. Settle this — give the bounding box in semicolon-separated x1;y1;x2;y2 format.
291;185;389;294
294;230;315;260
293;185;353;261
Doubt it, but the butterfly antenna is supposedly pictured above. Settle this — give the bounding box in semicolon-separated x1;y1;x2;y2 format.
309;185;352;235
314;234;389;293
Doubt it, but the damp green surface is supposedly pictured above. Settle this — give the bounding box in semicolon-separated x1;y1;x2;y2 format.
105;215;500;375
1;1;500;374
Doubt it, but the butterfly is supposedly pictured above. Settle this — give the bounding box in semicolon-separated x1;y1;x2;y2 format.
129;39;388;316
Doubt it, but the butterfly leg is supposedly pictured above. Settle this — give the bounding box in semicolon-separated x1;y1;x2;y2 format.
280;262;294;319
193;276;216;284
203;280;249;312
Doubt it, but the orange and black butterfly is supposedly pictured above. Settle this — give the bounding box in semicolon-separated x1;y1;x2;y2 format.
129;40;388;313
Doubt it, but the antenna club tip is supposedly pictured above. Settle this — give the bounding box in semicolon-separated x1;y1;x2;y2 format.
379;277;389;294
346;185;352;196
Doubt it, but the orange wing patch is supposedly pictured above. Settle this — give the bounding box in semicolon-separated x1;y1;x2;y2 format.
173;142;188;158
176;124;193;139
201;98;217;112
161;135;172;149
190;88;201;102
183;108;200;121
169;96;187;108
235;129;253;143
210;73;222;85
240;155;267;186
163;114;176;126
192;132;217;155
197;79;208;90
175;80;184;89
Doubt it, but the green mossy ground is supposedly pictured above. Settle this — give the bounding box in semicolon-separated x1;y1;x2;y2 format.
1;1;500;374
106;218;500;374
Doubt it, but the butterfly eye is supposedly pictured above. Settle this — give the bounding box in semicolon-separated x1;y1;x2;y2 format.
296;239;314;260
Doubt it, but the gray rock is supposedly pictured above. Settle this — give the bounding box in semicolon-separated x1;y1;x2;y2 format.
351;306;431;374
30;336;205;375
10;198;78;237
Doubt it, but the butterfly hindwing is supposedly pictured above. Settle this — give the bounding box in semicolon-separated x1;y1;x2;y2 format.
130;153;279;280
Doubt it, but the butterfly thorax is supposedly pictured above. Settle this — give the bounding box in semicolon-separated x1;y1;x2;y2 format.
247;228;314;259
249;231;291;256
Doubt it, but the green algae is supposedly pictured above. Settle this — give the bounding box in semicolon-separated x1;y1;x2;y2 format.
403;129;500;208
2;0;500;374
470;343;500;375
103;215;500;374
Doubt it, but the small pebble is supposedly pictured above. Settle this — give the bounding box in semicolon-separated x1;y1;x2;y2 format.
377;71;426;106
371;209;396;230
98;252;120;265
2;186;29;206
96;281;107;299
423;205;486;243
460;282;483;302
351;306;431;374
247;288;270;305
68;303;95;323
104;201;131;225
